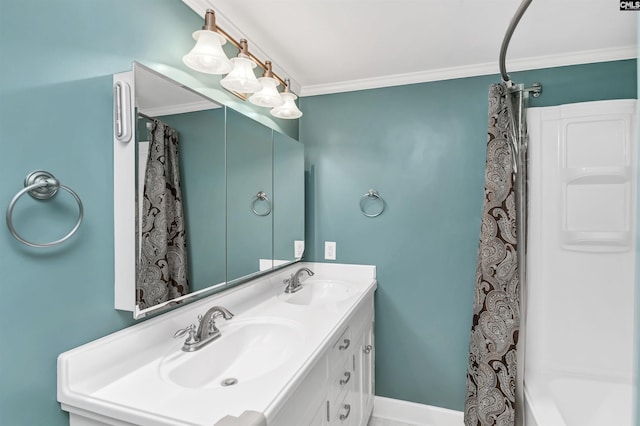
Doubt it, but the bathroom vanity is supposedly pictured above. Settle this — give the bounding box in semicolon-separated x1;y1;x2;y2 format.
58;263;376;425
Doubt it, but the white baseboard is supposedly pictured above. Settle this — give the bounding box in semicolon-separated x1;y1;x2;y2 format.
372;396;464;426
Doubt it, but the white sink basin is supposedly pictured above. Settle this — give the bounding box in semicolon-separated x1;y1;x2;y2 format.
278;279;354;306
159;318;304;389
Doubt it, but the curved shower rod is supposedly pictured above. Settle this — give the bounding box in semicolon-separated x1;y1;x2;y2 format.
499;0;533;84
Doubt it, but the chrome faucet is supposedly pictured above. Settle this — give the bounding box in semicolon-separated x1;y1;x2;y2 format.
283;267;314;293
173;306;234;352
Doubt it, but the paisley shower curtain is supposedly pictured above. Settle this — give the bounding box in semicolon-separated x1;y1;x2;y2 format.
464;83;521;426
137;120;190;309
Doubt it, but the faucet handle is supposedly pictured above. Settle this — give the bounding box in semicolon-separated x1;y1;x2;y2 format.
173;324;197;344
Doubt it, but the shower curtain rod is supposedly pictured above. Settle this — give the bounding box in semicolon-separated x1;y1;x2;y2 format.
138;112;156;122
499;0;542;98
499;0;532;83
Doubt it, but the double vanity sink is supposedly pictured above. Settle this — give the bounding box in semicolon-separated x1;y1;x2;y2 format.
161;316;306;391
278;279;355;306
58;263;376;425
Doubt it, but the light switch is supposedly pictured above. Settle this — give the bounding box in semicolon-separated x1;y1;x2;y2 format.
324;241;336;260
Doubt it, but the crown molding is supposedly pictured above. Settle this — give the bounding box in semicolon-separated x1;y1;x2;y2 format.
299;45;638;97
180;0;637;98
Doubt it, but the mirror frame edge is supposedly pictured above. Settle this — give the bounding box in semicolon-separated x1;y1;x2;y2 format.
113;68;136;314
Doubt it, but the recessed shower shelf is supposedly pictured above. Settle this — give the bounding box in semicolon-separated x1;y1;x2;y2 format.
562;231;631;253
562;167;630;185
560;164;633;252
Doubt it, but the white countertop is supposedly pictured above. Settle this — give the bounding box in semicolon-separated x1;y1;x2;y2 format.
58;262;376;426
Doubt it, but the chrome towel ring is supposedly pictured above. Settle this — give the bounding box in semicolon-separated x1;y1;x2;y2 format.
6;170;84;248
359;189;385;218
251;191;272;216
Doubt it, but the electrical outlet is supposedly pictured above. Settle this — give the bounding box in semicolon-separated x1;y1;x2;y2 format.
294;240;305;258
324;241;336;260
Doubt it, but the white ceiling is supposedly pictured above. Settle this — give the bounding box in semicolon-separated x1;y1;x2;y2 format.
183;0;637;96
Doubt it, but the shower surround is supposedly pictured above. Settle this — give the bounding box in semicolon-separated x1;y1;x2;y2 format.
525;99;637;426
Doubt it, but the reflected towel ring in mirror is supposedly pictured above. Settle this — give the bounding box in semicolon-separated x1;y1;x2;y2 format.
251;191;272;216
6;170;84;248
359;189;385;218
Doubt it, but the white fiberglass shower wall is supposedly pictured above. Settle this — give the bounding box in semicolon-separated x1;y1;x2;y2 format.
525;99;637;426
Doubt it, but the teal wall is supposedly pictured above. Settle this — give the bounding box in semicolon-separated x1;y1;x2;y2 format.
0;1;295;424
299;59;637;410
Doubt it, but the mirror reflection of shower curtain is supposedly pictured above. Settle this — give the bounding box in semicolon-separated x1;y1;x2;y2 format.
137;120;190;309
464;83;521;426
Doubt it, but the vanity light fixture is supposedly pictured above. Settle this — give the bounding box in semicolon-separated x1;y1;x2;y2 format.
183;9;302;119
249;61;285;108
182;9;232;75
271;79;303;119
220;39;262;94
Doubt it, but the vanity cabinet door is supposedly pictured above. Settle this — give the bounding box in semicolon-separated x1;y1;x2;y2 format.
351;347;364;424
349;298;374;425
360;321;375;419
309;401;329;426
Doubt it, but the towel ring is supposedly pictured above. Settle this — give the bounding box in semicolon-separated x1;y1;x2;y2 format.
6;171;84;248
359;189;385;218
251;191;272;216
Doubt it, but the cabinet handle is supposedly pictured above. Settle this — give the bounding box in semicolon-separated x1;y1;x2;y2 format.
339;371;351;385
339;339;351;350
364;344;373;354
339;403;351;420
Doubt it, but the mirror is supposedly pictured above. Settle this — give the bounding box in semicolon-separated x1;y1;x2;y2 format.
113;62;304;318
273;131;305;264
142;107;227;295
226;109;274;283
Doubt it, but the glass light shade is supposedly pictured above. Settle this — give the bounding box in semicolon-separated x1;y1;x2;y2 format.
183;30;232;75
270;92;303;119
220;57;262;93
249;77;285;108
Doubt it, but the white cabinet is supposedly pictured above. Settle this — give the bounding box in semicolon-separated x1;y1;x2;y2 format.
329;295;374;426
350;299;374;426
271;294;374;426
357;320;374;423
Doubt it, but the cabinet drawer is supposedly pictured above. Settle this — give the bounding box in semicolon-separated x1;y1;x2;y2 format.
329;356;354;398
331;391;356;425
330;326;352;367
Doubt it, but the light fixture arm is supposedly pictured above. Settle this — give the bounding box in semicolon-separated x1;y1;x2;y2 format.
203;9;290;90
